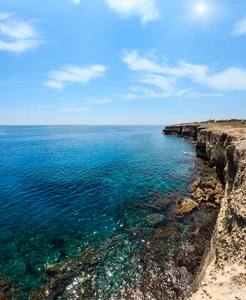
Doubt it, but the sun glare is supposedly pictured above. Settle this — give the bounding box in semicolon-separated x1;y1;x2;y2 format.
196;4;207;14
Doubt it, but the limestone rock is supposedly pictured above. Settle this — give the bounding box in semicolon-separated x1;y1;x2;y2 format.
176;198;199;216
164;122;246;299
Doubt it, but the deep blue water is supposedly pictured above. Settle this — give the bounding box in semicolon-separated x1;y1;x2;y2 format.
0;125;198;297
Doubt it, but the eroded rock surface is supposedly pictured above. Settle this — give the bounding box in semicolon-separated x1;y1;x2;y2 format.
176;198;199;215
164;122;246;299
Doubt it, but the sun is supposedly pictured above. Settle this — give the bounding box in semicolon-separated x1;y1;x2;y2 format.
196;4;208;15
185;1;218;32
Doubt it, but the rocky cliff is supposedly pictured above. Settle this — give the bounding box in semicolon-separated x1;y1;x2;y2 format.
164;123;246;299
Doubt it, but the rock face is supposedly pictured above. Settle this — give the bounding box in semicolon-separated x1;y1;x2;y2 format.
164;123;246;299
163;125;202;138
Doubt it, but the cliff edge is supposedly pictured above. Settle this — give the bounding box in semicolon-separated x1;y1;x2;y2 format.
164;123;246;300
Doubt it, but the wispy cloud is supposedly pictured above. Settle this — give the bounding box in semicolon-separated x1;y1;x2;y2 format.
59;97;111;109
106;0;159;24
122;50;246;99
0;12;41;53
0;12;13;20
233;17;246;36
186;92;224;99
45;65;107;90
45;81;64;91
61;107;91;112
123;49;164;72
87;98;111;104
120;86;172;100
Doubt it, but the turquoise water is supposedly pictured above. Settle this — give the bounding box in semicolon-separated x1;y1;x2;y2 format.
0;125;198;298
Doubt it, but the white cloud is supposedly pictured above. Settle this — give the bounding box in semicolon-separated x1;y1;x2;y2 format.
0;20;37;39
106;0;159;24
45;81;64;91
139;74;176;92
61;107;91;112
208;68;246;91
123;50;246;98
0;39;40;53
46;65;107;90
233;17;246;36
0;12;41;53
123;49;164;72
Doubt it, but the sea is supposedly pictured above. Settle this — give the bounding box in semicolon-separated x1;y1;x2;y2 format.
0;125;204;298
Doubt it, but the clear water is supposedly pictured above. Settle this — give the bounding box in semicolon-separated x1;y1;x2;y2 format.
0;125;198;298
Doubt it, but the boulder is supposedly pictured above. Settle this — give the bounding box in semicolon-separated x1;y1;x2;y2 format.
176;198;199;216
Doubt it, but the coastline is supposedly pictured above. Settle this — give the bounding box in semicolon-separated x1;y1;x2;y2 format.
1;126;215;299
163;122;246;299
0;124;244;299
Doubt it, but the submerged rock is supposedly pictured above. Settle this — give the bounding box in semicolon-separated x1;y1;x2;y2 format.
0;275;22;300
176;198;199;216
125;263;194;299
153;225;180;241
29;248;100;300
63;275;95;300
173;223;216;275
145;213;165;227
135;191;176;213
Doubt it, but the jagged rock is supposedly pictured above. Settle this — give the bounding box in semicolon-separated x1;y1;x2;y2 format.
176;198;199;216
205;202;218;209
192;180;201;192
145;213;165;227
191;176;224;205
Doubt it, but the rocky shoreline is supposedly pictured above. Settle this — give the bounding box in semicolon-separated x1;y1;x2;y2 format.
0;123;245;299
164;122;246;299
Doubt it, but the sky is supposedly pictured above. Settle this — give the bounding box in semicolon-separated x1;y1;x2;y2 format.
1;0;246;125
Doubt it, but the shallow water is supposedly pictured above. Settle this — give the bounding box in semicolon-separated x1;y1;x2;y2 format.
0;125;200;297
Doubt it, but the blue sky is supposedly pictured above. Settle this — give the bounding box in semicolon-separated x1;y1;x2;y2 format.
1;0;246;125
